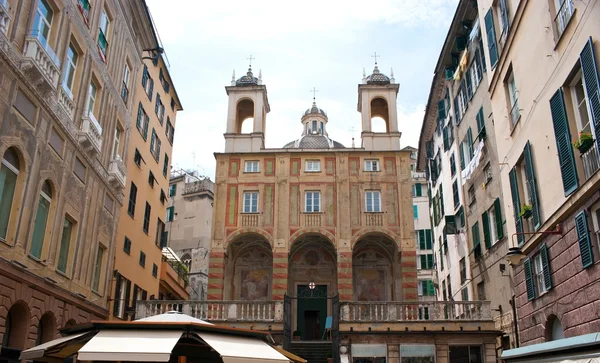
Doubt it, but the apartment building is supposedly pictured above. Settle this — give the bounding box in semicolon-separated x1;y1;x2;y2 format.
474;0;600;347
0;0;155;358
403;146;436;302
417;0;516;350
165;169;214;301
110;32;183;318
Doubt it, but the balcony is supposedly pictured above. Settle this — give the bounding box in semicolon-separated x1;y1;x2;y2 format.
21;31;61;92
364;212;384;227
582;143;600;181
160;258;189;301
241;213;260;227
0;0;11;35
554;0;574;38
78;112;103;156
136;300;283;323
303;213;321;227
411;171;426;180
340;301;492;322
58;84;75;119
108;157;126;189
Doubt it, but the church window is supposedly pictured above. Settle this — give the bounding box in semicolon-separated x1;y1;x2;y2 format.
243;192;259;213
305;160;320;172
312;120;317;133
365;190;381;212
320;121;324;134
364;159;379;172
244;160;259;173
305;191;320;213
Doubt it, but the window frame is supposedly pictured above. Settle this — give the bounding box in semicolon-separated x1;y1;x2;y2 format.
364;159;380;172
244;160;260;173
62;43;78;96
533;252;548;296
305;160;321;172
243;191;259;214
305;191;321;213
0;150;20;241
365;190;382;213
143;202;151;234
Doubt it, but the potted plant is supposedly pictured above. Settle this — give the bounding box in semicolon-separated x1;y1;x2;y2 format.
520;204;533;219
326;350;333;363
573;132;594;154
293;330;301;341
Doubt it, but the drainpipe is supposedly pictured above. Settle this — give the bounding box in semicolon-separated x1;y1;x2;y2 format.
510;295;519;348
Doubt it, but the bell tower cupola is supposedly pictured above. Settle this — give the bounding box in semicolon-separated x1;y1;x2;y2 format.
224;56;270;152
357;53;401;151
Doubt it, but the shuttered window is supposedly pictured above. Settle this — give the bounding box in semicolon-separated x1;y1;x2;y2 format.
579;37;600;153
437;99;446;121
459;143;466;170
476;107;486;138
524;142;541;230
550;89;578;196
484;9;499;68
482;210;492;249
467;128;474;159
575;210;594;269
539;244;552;292
524;258;535;301
494;198;504;240
509;168;524;245
472;221;481;253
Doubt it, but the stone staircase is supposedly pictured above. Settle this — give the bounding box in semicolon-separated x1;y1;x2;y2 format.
291;341;332;363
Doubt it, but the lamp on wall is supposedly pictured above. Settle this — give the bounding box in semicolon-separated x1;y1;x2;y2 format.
506;246;526;266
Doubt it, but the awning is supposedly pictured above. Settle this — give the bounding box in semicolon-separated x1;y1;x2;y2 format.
78;330;182;362
20;332;87;360
273;346;306;363
197;332;289;363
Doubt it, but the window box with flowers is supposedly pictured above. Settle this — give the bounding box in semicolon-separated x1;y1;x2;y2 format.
520;204;533;219
573;132;594;154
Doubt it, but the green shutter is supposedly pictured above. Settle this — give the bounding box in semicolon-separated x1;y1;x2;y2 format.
467;128;474;159
484;9;499;68
440;186;445;216
427;254;433;269
113;273;122;316
420;255;426;269
476;107;486;136
482;211;491;249
494;198;504;240
416;183;422;197
550;89;578;196
460;143;466;170
580;37;600;152
509;168;524;245
524;258;535;301
472;221;480;248
524;142;541;230
437;99;446;121
439;247;444;269
426;230;432;249
419;230;426;250
540;244;552;291
428;280;435;296
575;211;594;269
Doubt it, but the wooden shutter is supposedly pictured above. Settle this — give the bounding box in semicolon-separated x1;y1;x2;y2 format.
419;230;425;250
472;221;481;250
148;78;154;101
437;99;446;120
426;229;432;249
484;9;498;68
427;254;434;269
124;279;132;319
454;97;461;124
509;168;524;245
550;89;578;196
113;273;122;316
460;143;466;170
523;258;535;301
540;244;552;291
580;37;600;152
476;107;485;136
494;198;504;240
482;211;491;249
467;128;474;159
575;210;594;269
416;183;422;197
479;36;487;72
466;71;473;100
420;255;426;269
524;141;541;230
427;280;435;296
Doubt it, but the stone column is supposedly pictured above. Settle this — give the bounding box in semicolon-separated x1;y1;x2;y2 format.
207;251;225;300
338;251;353;300
401;250;418;301
272;251;288;300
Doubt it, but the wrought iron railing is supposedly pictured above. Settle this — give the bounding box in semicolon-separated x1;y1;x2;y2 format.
582;142;600;180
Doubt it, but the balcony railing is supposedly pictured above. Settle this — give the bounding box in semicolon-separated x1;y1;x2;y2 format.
58;84;75;119
108;157;126;189
364;212;384;227
340;301;492;322
241;213;259;227
303;213;321;227
135;300;284;322
78;112;103;155
554;0;574;38
0;0;11;35
582;142;600;180
21;31;61;90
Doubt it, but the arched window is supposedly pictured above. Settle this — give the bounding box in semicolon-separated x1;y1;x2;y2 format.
36;312;56;344
30;180;52;259
181;253;192;272
3;303;29;349
0;147;20;239
546;315;565;341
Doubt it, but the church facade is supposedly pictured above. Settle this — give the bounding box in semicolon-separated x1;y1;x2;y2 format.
137;64;499;363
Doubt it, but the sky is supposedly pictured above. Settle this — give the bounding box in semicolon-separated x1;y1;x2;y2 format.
146;0;458;180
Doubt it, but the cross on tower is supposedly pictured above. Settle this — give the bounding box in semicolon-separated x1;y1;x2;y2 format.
310;87;318;101
371;52;380;65
247;55;255;67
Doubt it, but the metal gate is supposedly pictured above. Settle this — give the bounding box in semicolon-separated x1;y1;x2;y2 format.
332;294;340;363
283;294;292;351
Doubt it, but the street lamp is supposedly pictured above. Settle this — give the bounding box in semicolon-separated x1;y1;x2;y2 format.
506;246;526;266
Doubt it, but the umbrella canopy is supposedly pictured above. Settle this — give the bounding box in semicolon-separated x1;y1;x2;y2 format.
20;312;295;363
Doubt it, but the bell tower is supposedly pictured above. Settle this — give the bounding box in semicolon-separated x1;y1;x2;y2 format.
357;55;401;151
224;59;270;152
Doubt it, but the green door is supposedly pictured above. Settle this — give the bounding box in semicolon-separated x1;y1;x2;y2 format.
296;285;328;341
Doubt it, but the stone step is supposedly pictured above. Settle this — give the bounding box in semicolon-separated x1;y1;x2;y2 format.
291;342;332;363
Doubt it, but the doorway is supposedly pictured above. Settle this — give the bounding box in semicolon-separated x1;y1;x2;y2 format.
296;285;327;341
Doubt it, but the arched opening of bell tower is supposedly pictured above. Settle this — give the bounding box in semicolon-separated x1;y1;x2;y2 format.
370;97;390;132
236;99;255;134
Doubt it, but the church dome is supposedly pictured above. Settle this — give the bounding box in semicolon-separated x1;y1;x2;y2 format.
365;65;391;85
283;134;345;149
304;104;327;117
235;68;259;86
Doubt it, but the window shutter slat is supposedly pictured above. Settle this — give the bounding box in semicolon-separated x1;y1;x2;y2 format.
472;221;480;247
580;37;600;152
484;9;499;68
540;244;552;291
524;259;535;301
524;141;541;230
575;210;594;269
437;99;446;120
550;89;578;196
124;279;132;318
419;230;425;250
509;168;524;245
426;229;432;249
113;273;122;316
482;211;491;249
460;144;466;170
467;128;474;158
494;198;504;240
416;183;422;196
